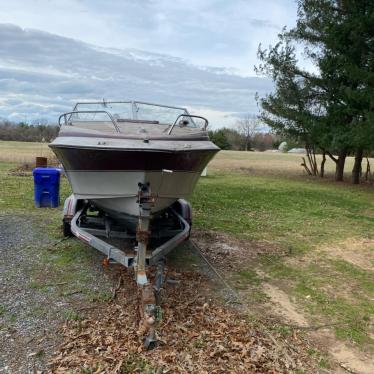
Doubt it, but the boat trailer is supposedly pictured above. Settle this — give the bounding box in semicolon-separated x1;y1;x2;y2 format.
62;184;192;349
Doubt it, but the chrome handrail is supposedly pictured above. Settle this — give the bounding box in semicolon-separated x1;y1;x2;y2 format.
167;114;208;135
58;110;120;133
72;100;189;114
72;101;132;111
134;101;189;113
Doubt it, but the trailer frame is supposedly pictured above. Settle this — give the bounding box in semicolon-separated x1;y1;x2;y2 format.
62;193;192;348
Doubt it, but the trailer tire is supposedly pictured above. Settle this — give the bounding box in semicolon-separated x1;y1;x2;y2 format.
63;220;72;237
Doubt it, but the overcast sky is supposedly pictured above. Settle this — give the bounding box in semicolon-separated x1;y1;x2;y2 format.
0;0;298;127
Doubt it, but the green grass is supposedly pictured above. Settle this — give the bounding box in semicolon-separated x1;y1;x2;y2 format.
29;305;48;318
167;241;201;270
121;354;154;373
330;259;374;294
238;270;262;285
79;365;101;374
259;253;374;346
306;348;331;369
85;290;112;303
27;240;112;304
191;172;374;249
1;147;374;352
234;269;269;302
295;280;373;345
48;241;93;266
63;309;82;321
191;170;374;348
0;167;71;212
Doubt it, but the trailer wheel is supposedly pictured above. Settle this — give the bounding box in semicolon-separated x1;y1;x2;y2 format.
63;219;72;237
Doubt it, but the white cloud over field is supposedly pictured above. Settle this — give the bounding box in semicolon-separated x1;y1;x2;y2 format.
0;1;297;126
0;24;275;126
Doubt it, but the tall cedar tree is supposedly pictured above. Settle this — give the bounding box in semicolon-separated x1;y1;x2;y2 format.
257;0;374;182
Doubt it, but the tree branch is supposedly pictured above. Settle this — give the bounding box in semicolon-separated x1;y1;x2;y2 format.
324;150;338;163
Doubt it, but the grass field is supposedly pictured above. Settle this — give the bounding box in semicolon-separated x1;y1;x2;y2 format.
193;152;374;354
210;149;373;179
0;140;56;164
0;142;373;370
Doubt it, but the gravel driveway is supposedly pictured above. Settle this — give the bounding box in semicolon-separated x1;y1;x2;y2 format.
0;214;114;374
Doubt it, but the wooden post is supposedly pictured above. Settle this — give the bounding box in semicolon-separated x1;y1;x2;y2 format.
35;157;47;168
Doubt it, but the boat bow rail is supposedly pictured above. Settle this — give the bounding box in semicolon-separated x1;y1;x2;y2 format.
58;110;120;132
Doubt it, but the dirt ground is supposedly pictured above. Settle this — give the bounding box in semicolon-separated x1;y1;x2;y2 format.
319;238;374;272
193;230;374;374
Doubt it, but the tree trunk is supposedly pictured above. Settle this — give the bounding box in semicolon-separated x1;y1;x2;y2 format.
301;157;312;175
335;150;347;182
305;145;319;176
320;152;326;178
352;149;363;184
312;149;318;175
365;157;371;181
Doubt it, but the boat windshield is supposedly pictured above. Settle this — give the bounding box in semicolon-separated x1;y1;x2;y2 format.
71;101;193;125
60;101;209;133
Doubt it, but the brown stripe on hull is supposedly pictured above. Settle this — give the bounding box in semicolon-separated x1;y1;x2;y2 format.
51;146;218;171
59;131;210;141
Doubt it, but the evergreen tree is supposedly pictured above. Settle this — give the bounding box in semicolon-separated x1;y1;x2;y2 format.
208;129;231;149
257;0;374;182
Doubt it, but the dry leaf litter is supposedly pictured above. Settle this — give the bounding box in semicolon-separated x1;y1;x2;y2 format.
48;269;313;373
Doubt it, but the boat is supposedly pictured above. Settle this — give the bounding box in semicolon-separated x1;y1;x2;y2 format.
49;101;219;219
50;101;219;348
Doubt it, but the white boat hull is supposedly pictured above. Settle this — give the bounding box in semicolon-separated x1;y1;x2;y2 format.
50;122;219;218
66;170;201;216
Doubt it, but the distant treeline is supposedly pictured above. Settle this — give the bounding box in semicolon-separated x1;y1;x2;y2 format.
0;120;59;142
0;119;279;151
208;127;278;151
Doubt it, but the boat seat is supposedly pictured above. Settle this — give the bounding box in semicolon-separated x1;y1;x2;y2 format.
117;122;169;135
70;121;117;133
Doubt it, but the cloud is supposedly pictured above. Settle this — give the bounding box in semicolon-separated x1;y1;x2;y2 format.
0;0;297;75
0;24;273;127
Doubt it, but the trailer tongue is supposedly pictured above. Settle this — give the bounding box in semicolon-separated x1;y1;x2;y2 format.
63;188;192;349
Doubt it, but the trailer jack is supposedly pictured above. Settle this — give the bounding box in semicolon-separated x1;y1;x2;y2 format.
135;183;160;348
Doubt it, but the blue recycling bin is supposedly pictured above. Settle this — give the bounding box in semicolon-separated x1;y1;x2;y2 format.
33;167;60;208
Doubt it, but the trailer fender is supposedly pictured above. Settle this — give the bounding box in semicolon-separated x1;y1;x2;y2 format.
63;194;80;221
174;199;192;226
62;194;83;237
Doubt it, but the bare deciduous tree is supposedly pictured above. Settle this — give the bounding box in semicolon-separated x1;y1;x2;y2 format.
0;119;58;142
236;115;261;151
